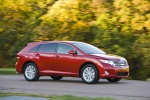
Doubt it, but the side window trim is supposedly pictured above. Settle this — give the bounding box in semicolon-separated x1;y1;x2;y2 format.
54;43;58;53
36;44;41;52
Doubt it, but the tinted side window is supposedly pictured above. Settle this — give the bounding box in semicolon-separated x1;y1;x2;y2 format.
29;45;40;52
57;43;74;54
39;43;56;53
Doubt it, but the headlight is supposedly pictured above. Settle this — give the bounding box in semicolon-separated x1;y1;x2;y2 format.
99;60;115;66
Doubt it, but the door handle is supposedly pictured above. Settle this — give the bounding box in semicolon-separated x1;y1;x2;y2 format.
55;55;59;58
35;53;40;56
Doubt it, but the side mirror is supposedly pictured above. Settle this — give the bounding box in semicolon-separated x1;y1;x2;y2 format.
68;50;77;55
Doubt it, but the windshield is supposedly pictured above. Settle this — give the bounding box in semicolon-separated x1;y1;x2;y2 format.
72;42;106;54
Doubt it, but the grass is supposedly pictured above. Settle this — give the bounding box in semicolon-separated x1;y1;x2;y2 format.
0;92;48;98
50;95;115;100
0;92;115;100
0;68;17;75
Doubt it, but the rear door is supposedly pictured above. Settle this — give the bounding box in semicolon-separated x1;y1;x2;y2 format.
37;43;56;72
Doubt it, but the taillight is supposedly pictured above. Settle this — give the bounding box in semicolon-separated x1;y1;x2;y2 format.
17;54;21;59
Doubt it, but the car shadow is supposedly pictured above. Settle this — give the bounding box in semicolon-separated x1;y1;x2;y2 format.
36;77;128;85
38;78;83;84
97;81;128;85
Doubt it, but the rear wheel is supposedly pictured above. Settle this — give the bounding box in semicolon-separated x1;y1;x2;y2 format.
51;76;63;80
24;63;39;81
107;78;121;82
81;64;99;84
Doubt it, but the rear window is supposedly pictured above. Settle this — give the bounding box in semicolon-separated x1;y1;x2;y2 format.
29;45;40;52
38;43;56;53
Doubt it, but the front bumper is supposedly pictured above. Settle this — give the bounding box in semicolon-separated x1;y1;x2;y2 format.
101;67;129;78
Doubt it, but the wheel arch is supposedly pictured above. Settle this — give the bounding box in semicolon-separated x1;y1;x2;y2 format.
79;62;99;77
22;61;37;73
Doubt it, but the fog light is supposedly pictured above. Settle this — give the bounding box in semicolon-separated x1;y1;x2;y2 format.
105;71;109;75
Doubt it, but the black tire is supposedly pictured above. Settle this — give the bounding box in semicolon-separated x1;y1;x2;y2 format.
24;63;39;81
81;64;99;84
107;78;121;82
51;76;63;80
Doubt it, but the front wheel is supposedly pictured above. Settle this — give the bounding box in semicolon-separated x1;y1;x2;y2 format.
24;63;39;81
51;76;63;80
81;64;99;84
107;78;121;82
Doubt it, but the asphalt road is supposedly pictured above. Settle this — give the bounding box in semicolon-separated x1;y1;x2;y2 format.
0;75;150;100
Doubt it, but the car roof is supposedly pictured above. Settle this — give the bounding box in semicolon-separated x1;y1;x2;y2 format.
28;41;84;45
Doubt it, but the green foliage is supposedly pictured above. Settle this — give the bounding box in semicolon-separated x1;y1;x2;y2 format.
0;92;115;100
50;95;114;100
0;0;54;67
0;68;16;75
131;34;150;80
0;0;150;80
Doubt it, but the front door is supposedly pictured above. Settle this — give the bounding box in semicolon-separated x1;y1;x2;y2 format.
53;43;79;76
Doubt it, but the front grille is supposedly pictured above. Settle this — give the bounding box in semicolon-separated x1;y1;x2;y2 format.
114;60;128;67
117;72;128;76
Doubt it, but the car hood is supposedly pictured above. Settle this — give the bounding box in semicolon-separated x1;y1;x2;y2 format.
90;54;126;61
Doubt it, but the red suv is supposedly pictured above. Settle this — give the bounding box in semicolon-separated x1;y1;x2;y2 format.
16;41;129;84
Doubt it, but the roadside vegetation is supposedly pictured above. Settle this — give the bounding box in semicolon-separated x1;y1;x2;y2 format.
0;92;114;100
0;68;16;75
0;0;150;80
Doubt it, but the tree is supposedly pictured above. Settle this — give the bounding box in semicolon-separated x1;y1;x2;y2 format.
0;0;150;80
0;0;55;67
